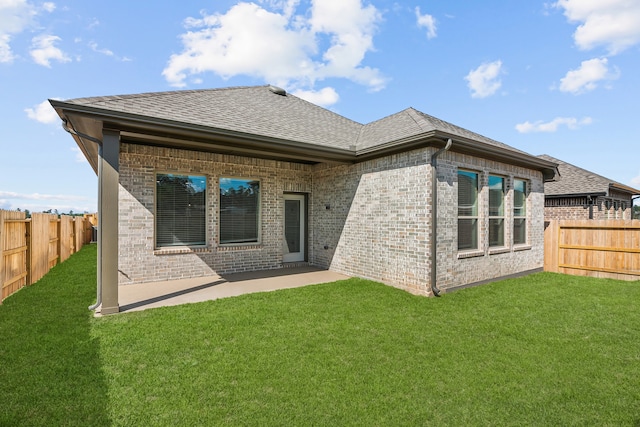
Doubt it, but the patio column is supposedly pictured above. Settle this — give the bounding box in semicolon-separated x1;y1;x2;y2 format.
98;129;120;314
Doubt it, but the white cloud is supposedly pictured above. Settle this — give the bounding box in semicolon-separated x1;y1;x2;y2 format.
88;41;113;57
0;191;94;213
162;0;386;95
415;7;437;39
41;2;55;13
554;0;640;54
71;146;85;163
292;86;339;106
464;60;503;98
0;0;37;63
0;33;13;62
258;0;300;18
631;173;640;188
0;0;57;63
558;57;619;94
0;191;88;201
25;99;59;123
515;116;593;133
30;34;70;67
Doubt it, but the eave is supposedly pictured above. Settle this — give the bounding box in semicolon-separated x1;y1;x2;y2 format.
355;130;558;181
50;100;356;174
50;99;558;182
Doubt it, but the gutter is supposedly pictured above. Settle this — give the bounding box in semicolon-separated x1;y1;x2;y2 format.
430;138;452;296
60;117;103;312
51;99;558;181
355;131;557;182
50;100;355;164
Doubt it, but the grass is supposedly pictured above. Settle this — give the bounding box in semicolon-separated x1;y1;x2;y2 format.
2;245;640;426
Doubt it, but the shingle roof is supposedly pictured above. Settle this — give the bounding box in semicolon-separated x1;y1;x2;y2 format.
63;85;363;150
539;154;640;196
59;85;535;158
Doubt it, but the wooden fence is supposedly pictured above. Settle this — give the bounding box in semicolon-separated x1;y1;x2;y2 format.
0;210;97;303
544;219;640;281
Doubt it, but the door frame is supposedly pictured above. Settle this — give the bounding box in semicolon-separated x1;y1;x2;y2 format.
283;193;307;263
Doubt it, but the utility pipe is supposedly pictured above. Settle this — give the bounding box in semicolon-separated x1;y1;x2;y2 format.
430;138;452;296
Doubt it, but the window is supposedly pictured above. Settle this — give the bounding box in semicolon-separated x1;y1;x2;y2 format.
513;179;527;245
219;178;260;244
489;175;505;247
156;174;206;247
458;170;479;250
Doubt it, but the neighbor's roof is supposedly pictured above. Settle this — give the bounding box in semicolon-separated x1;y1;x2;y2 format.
50;85;557;178
539;154;640;197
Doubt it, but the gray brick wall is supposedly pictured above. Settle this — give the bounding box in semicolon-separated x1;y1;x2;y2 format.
118;143;546;295
436;152;545;290
118;143;312;285
313;148;545;295
312;150;431;294
545;191;634;221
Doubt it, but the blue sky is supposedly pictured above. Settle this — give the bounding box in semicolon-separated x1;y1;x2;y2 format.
1;0;639;213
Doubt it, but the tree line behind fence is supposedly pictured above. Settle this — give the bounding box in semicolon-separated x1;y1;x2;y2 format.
0;210;97;302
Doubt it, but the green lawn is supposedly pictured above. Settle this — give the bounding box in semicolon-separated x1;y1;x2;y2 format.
1;245;640;426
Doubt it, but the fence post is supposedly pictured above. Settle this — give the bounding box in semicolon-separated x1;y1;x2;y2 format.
544;220;559;273
25;219;32;286
0;210;4;303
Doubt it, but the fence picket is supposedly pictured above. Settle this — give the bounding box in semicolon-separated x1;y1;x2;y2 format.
545;219;640;280
0;210;97;303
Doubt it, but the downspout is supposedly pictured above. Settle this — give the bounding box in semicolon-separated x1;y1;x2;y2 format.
61;119;104;311
430;138;452;296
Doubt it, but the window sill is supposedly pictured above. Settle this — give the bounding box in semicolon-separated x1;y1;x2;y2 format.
457;249;484;259
154;246;211;256
217;243;262;251
513;244;532;252
488;246;510;255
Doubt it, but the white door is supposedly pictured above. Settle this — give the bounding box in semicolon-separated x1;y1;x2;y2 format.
283;194;305;263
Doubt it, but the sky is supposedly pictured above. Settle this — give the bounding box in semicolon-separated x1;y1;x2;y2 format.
1;0;639;213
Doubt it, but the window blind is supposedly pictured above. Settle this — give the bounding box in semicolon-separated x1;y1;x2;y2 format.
458;171;479;250
156;174;206;247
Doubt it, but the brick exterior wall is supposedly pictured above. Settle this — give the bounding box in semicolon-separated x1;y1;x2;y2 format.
312;150;431;295
435;152;545;291
118;143;312;285
544;191;634;221
312;148;545;295
118;143;546;295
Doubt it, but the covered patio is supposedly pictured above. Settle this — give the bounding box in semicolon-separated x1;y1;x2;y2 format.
110;266;350;315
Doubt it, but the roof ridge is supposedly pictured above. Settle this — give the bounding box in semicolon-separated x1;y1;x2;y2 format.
66;85;270;104
405;107;435;132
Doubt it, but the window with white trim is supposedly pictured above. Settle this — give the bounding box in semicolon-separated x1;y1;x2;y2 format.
219;178;260;244
458;170;479;251
513;179;527;245
488;175;505;247
156;174;207;247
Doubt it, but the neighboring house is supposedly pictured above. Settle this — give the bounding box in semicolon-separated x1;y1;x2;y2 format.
51;85;557;314
539;154;640;221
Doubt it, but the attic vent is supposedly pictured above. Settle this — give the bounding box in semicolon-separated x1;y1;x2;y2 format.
268;85;287;96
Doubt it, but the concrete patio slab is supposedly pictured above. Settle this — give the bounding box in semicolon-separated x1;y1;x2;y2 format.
110;266;350;315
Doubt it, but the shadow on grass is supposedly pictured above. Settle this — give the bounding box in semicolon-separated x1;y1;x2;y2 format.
0;245;110;426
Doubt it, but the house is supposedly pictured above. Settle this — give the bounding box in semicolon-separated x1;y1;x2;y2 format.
538;154;640;221
51;85;557;314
